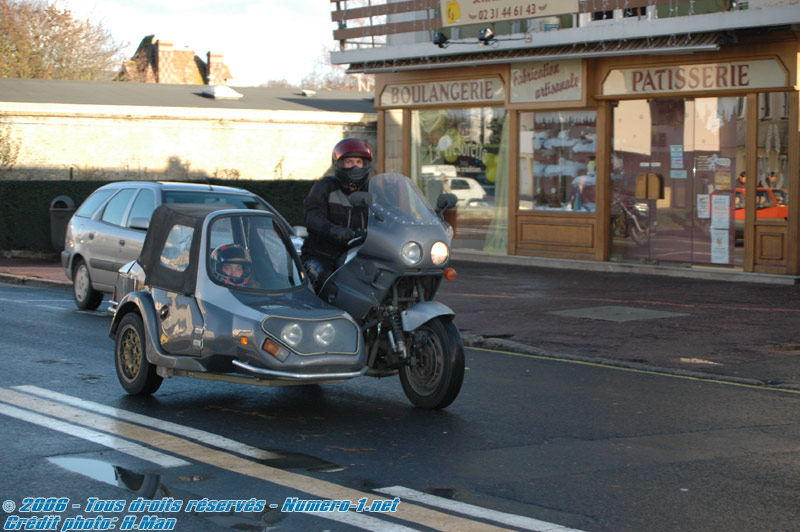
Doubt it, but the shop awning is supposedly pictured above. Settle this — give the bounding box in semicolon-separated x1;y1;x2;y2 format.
347;32;724;74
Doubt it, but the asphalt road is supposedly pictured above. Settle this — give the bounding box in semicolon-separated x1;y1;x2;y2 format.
2;281;800;532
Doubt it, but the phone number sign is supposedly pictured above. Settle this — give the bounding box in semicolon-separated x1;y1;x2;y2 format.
440;0;577;28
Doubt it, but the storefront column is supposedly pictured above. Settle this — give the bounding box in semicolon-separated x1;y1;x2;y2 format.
787;89;800;274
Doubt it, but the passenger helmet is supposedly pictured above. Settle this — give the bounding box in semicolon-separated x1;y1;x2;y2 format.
332;138;373;190
210;244;252;287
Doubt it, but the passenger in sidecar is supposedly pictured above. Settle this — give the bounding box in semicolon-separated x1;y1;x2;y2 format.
108;203;365;396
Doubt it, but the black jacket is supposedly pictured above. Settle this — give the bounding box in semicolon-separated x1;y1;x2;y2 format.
300;176;368;261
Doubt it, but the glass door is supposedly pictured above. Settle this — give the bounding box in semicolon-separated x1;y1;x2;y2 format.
611;98;744;267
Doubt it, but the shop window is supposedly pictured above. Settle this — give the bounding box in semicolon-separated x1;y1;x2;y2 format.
759;93;772;120
518;111;597;212
411;107;508;252
757;92;789;198
592;10;613;20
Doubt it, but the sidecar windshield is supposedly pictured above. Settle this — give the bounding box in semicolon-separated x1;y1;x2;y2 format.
207;213;303;291
367;173;440;226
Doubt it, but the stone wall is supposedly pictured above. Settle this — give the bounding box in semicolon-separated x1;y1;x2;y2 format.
0;102;377;181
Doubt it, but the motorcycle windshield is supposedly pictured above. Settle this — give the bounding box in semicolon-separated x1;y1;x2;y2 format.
367;173;441;227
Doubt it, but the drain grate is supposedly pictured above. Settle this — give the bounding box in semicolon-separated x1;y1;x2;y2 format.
548;305;690;323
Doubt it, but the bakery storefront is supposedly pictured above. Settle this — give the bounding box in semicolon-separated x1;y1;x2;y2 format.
373;33;799;275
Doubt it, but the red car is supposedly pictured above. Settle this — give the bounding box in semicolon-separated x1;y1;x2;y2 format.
734;187;788;238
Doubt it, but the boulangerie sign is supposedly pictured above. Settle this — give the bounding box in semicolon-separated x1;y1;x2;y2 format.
510;60;583;103
380;78;505;107
603;59;787;96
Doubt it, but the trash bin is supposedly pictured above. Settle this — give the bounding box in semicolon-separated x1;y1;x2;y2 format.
50;195;75;251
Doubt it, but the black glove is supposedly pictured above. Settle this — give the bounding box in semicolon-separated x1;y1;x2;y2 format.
331;226;356;245
348;229;367;248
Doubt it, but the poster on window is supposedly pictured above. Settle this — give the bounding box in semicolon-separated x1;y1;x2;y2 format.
711;194;730;229
711;229;729;264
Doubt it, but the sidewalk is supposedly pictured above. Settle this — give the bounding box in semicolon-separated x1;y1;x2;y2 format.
2;254;800;390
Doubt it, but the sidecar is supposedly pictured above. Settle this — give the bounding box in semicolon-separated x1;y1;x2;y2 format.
108;203;365;395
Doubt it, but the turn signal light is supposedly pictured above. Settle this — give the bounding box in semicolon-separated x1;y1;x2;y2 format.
263;338;281;356
444;268;457;281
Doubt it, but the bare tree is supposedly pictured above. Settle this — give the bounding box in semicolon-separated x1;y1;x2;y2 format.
0;0;125;80
299;44;374;92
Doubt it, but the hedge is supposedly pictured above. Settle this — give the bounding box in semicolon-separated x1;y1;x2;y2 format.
0;179;315;253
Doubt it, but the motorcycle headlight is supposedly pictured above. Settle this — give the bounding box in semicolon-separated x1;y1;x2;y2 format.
313;322;336;346
280;323;303;347
431;241;449;265
401;241;422;266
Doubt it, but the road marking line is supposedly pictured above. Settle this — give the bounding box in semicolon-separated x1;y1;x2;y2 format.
36;305;69;311
377;486;586;532
1;387;514;532
305;511;421;532
15;385;283;460
0;403;188;468
472;346;800;395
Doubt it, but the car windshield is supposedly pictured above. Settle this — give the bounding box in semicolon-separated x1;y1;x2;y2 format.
367;173;440;226
207;214;303;291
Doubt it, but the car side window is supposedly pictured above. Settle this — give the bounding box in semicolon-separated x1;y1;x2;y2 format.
127;189;156;227
160;224;194;272
100;189;137;227
450;179;470;190
74;189;115;218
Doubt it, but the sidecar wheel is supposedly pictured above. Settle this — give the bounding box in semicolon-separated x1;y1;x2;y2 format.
400;317;464;409
115;313;162;395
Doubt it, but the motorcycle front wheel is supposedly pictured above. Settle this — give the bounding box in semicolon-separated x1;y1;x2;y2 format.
400;317;465;409
629;221;649;246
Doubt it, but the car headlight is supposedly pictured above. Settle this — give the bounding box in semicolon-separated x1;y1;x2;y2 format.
401;241;422;266
281;323;303;347
431;241;449;265
313;323;336;346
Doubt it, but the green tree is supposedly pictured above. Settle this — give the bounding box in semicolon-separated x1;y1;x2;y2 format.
0;0;125;80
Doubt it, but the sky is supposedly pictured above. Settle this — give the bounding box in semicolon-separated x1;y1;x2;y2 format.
64;0;337;87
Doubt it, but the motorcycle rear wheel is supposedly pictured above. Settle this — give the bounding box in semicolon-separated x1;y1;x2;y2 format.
400;317;465;409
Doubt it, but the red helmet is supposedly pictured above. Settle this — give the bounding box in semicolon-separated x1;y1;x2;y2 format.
332;138;373;190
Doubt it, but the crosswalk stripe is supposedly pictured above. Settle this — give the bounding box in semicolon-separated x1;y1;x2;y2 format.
377;486;587;532
15;385;283;460
0;386;515;532
0;403;189;468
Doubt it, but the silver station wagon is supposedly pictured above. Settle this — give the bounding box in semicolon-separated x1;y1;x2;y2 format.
62;181;296;310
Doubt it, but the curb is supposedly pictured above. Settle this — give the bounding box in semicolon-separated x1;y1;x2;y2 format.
462;334;800;393
0;272;71;291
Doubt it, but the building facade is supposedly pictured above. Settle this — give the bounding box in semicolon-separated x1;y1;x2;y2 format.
0;79;376;183
331;0;800;275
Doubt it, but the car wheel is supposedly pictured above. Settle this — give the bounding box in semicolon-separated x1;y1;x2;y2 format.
72;258;103;310
115;313;162;395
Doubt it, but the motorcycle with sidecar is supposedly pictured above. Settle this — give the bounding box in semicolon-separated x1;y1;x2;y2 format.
109;174;464;409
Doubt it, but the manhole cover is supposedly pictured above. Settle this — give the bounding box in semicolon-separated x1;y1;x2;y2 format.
548;305;690;323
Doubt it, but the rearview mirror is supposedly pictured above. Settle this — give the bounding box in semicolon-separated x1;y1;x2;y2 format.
348;191;373;207
129;217;150;231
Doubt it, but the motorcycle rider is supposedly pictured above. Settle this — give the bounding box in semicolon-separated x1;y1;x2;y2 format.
301;138;372;292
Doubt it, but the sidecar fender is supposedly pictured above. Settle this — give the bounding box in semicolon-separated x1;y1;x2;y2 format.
401;301;454;332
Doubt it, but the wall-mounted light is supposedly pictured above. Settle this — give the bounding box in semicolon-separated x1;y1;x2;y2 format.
478;28;495;45
433;32;449;48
